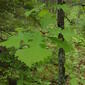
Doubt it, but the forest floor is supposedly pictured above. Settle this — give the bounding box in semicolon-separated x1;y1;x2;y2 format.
25;42;85;85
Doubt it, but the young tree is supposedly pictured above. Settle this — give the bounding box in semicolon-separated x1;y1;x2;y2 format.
57;0;65;85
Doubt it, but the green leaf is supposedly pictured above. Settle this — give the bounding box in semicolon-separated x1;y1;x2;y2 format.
70;78;78;85
0;32;32;49
39;11;56;29
70;74;79;85
15;32;52;67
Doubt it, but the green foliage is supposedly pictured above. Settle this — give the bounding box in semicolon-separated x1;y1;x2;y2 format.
70;74;79;85
1;31;52;67
0;0;85;85
16;32;52;67
39;10;56;29
0;47;29;84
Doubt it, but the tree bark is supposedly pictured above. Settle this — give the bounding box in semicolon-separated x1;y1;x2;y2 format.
58;0;63;4
8;78;17;85
57;8;65;29
58;48;65;85
57;0;65;85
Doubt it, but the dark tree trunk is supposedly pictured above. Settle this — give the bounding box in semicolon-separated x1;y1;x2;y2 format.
57;0;65;85
58;33;64;41
0;46;7;53
58;48;65;85
58;0;63;4
8;78;17;85
57;8;65;29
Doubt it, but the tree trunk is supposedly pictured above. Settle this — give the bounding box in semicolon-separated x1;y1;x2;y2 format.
58;48;65;85
58;0;63;4
8;78;17;85
57;0;65;85
57;8;64;29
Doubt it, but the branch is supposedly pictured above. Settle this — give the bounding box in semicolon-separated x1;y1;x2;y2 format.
64;15;73;25
71;2;85;7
